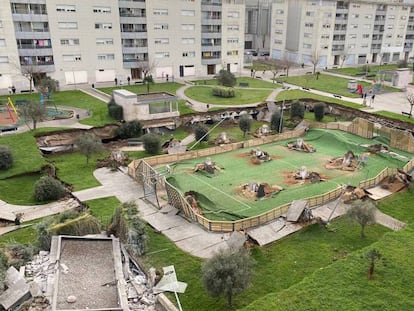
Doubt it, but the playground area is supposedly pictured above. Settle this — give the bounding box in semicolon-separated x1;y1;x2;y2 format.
163;129;413;221
0;98;73;131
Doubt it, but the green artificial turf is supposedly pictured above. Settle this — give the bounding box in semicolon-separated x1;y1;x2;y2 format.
165;129;413;221
184;86;272;105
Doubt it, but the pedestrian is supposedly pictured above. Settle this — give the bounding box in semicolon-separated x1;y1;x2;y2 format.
11;86;16;94
371;94;375;105
114;77;118;86
250;68;254;77
166;74;169;82
127;76;131;85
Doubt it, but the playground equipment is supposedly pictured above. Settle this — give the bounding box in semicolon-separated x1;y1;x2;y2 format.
6;98;18;123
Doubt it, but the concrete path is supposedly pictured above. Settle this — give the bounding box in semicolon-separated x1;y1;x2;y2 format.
73;168;231;258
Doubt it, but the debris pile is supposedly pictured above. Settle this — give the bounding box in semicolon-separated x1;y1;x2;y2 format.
184;191;203;214
215;132;231;145
341;186;368;203
253;124;272;138
325;150;361;171
379;169;412;192
294;166;325;183
239;182;283;200
193;157;223;174
250;148;271;164
287;138;316;153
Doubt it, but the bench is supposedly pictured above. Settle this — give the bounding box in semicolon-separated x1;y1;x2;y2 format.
402;111;412;117
127;139;143;146
278;74;286;77
239;82;249;87
134;81;144;85
306;71;313;75
186;100;194;106
20;89;31;93
302;87;310;91
333;94;342;99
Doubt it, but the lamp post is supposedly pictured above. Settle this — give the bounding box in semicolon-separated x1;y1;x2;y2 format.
365;60;369;78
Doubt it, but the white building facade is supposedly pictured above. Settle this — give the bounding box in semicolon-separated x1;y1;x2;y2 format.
267;0;414;69
0;0;245;90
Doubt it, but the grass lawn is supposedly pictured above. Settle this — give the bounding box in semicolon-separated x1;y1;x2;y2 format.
143;216;390;311
276;89;364;109
166;129;412;221
98;82;183;96
185;86;271;105
192;77;279;89
0;131;47;179
177;100;195;115
0;218;43;246
278;74;371;98
1;90;116;127
373;110;414;125
48;151;107;191
0;173;42;205
86;196;121;227
331;64;399;77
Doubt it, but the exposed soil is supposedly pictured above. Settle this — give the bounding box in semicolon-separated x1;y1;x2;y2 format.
0;111;17;126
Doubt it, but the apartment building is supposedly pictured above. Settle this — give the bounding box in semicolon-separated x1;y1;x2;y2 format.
0;0;245;90
267;0;414;69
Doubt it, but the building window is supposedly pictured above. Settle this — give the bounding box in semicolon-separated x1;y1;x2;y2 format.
303;43;312;49
321;45;329;49
274;39;282;44
182;38;195;44
97;54;115;60
323;24;331;29
154;38;169;44
63;54;81;62
306;11;314;17
181;10;195;16
58;22;77;29
275;19;284;25
362;34;370;39
154;24;169;30
227;38;239;44
60;38;79;45
305;22;313;28
324;12;332;18
365;14;372;19
349;34;357;39
276;9;284;14
181;24;195;30
56;5;76;12
351;24;358;29
96;38;113;45
227;11;239;18
153;9;168;16
227;50;239;56
182;51;195;57
227;25;239;31
0;56;9;63
304;33;312;38
351;14;359;18
93;6;111;13
321;34;329;39
95;23;112;29
155;52;169;58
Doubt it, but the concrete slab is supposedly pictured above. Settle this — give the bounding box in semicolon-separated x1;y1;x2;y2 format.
161;225;203;242
73;186;109;201
144;213;187;232
286;200;308;222
366;186;393;200
247;218;286;246
175;232;230;255
192;241;229;258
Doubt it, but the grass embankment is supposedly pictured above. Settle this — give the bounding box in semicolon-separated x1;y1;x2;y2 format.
185;86;272;105
98;82;183;96
238;187;414;311
331;64;399;77
373;110;414;125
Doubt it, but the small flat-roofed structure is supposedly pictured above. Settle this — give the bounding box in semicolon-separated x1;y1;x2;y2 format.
51;236;127;311
113;89;179;124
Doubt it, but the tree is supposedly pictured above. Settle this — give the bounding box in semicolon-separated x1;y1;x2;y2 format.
34;176;66;201
117;120;142;139
254;59;280;83
195;124;209;142
202;247;254;307
365;248;382;280
310;49;321;74
143;75;154;94
239;115;252;137
314;102;325;122
0;145;13;170
339;48;350;68
406;91;414;118
290;100;305;120
37;76;59;98
137;59;156;93
281;53;295;77
74;133;104;164
19;101;46;130
347;199;376;238
270;109;284;133
142;133;161;154
216;69;236;87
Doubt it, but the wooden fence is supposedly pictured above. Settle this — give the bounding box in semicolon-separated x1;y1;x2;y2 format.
129;120;414;233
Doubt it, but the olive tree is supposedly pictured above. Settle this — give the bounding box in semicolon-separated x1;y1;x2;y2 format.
19;101;46;130
347;199;376;238
202;247;254;307
239;115;252;137
74;133;104;164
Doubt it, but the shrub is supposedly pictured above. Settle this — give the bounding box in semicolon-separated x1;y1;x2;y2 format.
37;222;52;251
49;213;101;236
74;133;104;164
195;124;209;142
34;176;65;202
117;120;142;139
142;133;161;154
398;60;408;68
239;115;252;137
212;86;235;98
216;69;236;87
108;97;123;120
314;102;325;121
5;244;35;269
0;145;13;170
270;110;284;133
290;100;305;120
